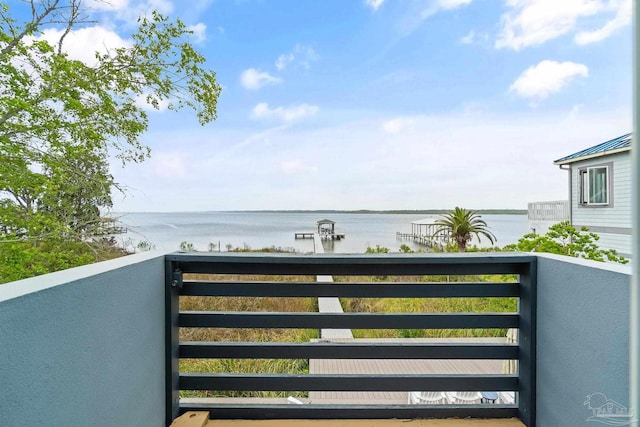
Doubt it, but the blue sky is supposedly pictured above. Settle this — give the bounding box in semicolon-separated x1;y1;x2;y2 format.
25;0;635;211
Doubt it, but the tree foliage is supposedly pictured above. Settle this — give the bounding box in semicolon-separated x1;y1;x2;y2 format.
434;207;496;252
0;1;221;242
504;221;628;264
0;237;125;284
0;1;222;281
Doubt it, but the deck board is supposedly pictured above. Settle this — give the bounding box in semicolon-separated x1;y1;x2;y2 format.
309;337;508;404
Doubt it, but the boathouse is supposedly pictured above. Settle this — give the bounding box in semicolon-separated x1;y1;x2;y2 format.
295;219;345;240
317;219;335;235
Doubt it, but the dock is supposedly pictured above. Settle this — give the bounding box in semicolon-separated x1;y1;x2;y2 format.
396;232;445;248
313;233;353;339
295;218;345;240
294;232;315;239
396;218;450;249
295;231;345;240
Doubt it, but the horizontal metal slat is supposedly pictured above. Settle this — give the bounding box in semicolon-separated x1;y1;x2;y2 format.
178;403;519;420
179;312;519;329
179;373;518;391
168;253;534;276
180;281;521;298
179;341;519;360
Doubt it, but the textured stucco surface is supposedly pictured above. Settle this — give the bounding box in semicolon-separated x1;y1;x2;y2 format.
535;254;631;426
0;252;166;427
0;252;633;427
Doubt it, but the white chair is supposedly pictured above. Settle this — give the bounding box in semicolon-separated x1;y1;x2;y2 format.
408;391;447;404
446;391;482;404
499;391;516;404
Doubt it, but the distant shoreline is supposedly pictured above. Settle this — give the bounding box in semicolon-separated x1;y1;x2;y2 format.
115;209;527;215
241;209;527;215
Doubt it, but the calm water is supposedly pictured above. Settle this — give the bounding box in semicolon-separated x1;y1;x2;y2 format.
114;212;529;254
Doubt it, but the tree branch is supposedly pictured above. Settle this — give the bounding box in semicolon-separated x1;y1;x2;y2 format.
1;0;62;57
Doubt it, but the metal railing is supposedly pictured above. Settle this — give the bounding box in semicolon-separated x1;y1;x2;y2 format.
527;200;570;222
165;253;537;426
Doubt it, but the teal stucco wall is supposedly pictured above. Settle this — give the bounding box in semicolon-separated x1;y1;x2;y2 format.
536;254;631;426
0;252;166;427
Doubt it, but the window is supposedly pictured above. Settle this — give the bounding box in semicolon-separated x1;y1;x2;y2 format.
579;165;609;205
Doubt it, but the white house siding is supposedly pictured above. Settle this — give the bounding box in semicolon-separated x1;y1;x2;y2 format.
590;233;632;258
570;152;631;257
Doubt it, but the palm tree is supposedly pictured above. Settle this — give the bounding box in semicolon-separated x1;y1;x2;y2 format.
434;207;497;252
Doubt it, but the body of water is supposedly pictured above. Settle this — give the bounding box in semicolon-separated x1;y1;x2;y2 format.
114;211;529;254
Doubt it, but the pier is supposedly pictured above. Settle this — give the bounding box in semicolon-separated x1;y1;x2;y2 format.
312;231;353;340
294;232;315;239
396;218;450;249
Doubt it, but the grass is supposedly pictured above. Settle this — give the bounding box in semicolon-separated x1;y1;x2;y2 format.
180;273;317;398
178;272;518;397
335;274;517;339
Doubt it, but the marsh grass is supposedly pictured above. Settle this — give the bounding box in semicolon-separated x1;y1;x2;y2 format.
335;274;517;339
180;273;317;398
179;272;518;397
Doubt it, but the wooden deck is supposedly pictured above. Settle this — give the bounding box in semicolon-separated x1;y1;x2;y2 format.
179;338;518;425
295;232;316;239
309;338;507;404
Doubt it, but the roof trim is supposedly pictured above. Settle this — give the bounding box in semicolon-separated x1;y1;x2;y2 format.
553;133;632;165
317;219;335;224
553;146;631;165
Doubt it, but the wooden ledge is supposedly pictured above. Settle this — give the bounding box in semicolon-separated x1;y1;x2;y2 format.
170;412;525;427
170;412;210;427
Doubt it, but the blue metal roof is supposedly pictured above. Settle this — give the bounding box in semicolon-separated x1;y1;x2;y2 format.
554;133;632;164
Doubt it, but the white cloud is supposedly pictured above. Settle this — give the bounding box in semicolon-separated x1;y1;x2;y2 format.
274;44;319;71
382;117;415;134
188;23;207;44
509;60;588;100
458;29;490;46
239;68;283;90
365;0;385;11
96;0;173;26
566;104;585;120
251;102;319;122
437;0;473;10
86;0;130;10
459;30;475;44
151;151;187;178
295;45;320;69
275;53;295;71
280;159;318;174
575;0;631;45
495;0;603;50
112;105;631;212
397;0;474;37
134;92;171;111
37;26;130;65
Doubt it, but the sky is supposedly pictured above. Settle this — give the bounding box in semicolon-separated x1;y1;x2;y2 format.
19;0;635;211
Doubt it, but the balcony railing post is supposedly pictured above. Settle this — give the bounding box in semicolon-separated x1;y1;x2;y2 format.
518;258;537;427
165;260;181;425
